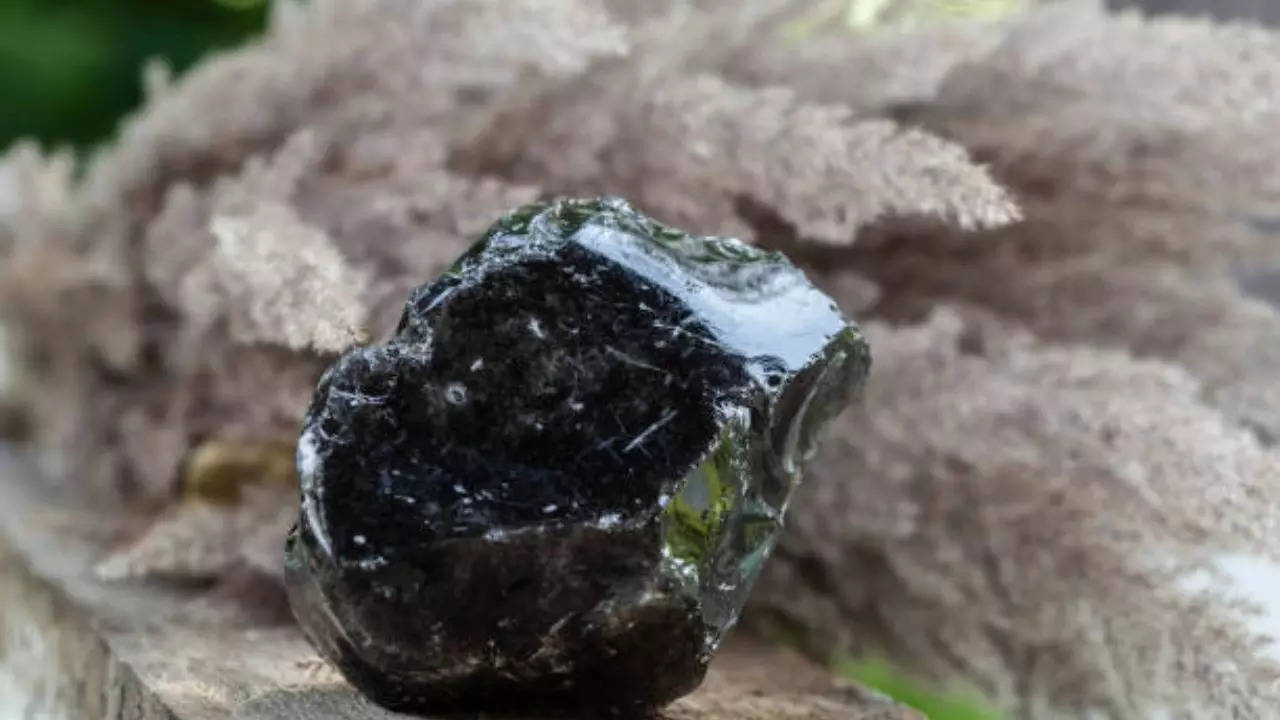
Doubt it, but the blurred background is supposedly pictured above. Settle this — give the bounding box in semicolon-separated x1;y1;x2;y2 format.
4;0;1277;155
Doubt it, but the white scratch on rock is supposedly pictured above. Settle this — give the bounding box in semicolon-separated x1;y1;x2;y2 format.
595;512;623;529
625;409;678;453
528;317;546;339
605;345;664;374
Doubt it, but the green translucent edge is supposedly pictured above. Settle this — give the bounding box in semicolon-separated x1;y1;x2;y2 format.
663;431;737;571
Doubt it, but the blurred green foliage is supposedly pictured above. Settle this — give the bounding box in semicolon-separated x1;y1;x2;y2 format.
0;0;268;151
839;657;1003;720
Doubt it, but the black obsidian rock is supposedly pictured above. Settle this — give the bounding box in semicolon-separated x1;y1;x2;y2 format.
285;197;869;716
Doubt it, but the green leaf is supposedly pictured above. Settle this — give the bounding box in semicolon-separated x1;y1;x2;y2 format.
212;0;269;10
0;0;267;150
836;657;1003;720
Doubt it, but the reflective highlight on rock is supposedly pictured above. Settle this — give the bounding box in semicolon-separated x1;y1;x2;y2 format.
284;197;870;715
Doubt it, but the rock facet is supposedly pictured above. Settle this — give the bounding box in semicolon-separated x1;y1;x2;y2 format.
285;197;869;715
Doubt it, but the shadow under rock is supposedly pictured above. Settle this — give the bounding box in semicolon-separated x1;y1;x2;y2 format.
236;686;666;720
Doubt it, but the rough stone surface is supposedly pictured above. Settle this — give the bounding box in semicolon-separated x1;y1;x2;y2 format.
285;197;869;715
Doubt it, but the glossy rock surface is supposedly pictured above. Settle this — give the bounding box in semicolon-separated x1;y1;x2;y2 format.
285;197;870;715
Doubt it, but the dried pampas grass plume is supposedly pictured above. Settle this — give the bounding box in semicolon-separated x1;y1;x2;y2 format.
206;206;370;353
456;70;1019;243
756;307;1280;717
